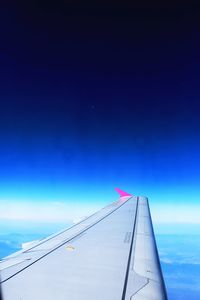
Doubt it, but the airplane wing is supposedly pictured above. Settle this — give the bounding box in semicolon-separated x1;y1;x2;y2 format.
0;189;167;300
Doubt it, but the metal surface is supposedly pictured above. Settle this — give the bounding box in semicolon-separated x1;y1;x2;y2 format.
0;192;167;300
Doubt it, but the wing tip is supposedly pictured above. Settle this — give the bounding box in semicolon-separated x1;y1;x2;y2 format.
115;188;132;197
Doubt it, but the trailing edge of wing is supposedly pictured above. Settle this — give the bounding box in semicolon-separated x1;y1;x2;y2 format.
124;196;167;299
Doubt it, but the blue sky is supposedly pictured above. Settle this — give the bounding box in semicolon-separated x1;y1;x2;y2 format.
0;2;200;236
0;103;200;232
0;5;200;299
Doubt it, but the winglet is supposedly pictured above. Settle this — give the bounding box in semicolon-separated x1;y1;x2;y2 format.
115;188;132;197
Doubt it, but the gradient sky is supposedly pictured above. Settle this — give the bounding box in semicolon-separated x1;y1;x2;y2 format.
0;1;200;232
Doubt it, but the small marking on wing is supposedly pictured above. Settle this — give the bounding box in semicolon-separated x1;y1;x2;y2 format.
124;232;132;243
66;246;75;251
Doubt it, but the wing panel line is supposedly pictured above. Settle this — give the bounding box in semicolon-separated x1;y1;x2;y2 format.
121;196;139;300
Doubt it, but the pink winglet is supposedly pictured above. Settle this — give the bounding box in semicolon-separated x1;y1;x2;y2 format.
115;188;132;197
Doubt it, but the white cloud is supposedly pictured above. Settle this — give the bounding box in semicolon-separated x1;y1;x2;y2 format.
1;199;200;227
151;203;200;224
0;200;103;223
160;258;173;264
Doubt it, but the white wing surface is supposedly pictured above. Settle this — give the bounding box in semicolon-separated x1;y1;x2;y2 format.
0;189;167;299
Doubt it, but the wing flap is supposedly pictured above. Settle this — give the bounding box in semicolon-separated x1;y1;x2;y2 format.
125;197;167;300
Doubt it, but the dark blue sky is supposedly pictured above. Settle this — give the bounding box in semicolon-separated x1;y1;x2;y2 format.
0;1;200;213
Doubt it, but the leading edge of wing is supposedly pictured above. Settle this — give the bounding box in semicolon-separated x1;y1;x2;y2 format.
0;189;133;283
